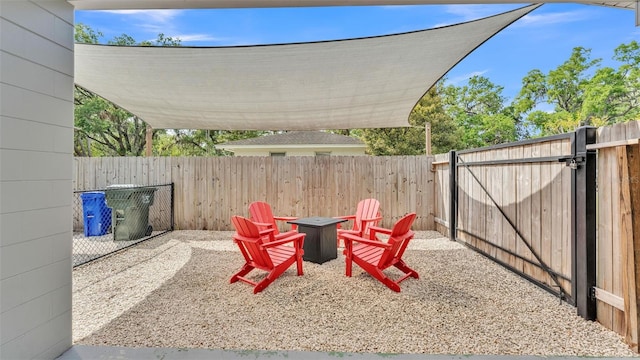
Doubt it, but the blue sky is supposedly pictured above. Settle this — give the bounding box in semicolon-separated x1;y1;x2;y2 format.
75;4;638;102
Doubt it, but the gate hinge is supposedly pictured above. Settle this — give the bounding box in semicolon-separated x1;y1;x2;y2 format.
589;286;597;301
558;155;585;170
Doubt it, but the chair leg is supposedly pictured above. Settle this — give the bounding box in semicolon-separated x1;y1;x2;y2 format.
230;264;253;283
344;253;353;277
254;277;274;294
394;260;419;279
383;278;401;293
344;241;353;277
296;254;304;276
369;267;401;292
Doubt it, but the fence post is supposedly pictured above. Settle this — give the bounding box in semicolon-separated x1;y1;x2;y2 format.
170;182;175;231
573;126;597;320
449;150;457;241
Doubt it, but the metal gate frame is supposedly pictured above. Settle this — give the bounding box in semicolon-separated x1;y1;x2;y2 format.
448;127;597;320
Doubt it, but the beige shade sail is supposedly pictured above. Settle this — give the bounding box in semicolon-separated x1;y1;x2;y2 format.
69;0;636;11
74;4;539;130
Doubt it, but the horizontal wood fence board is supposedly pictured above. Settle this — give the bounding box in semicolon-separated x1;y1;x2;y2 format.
596;287;625;311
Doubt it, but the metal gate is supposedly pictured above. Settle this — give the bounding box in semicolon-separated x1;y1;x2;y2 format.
447;128;597;319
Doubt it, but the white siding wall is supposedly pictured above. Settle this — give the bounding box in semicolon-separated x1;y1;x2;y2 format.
0;1;74;359
231;147;367;156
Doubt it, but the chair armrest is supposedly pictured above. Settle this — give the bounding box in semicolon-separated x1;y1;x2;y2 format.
342;233;391;249
334;215;355;229
259;228;276;235
263;233;305;248
359;217;383;236
253;221;274;228
274;216;298;222
233;234;261;243
369;225;392;236
258;228;276;242
275;216;298;230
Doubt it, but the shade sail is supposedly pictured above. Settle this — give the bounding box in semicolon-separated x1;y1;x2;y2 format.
74;4;539;130
69;0;635;11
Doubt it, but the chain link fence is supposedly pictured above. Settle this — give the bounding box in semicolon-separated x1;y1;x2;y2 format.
73;183;174;267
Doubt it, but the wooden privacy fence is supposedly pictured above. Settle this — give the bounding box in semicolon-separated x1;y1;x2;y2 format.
73;156;435;231
590;121;640;350
433;120;640;351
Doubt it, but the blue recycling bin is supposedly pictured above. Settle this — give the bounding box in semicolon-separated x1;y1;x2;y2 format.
80;191;112;237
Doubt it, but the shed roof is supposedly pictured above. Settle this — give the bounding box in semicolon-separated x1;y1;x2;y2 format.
221;131;365;146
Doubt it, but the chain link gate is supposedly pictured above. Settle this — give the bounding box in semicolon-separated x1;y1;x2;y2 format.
72;183;174;267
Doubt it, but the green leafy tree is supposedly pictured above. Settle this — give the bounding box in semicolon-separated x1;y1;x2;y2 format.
441;76;519;148
581;41;640;125
515;47;601;135
410;87;464;154
156;130;267;156
74;24;183;156
74;85;149;156
360;87;462;155
516;43;640;136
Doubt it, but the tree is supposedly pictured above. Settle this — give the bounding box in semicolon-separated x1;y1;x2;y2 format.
515;47;600;135
441;76;519;148
409;87;464;154
360;87;463;155
515;42;640;136
74;85;148;156
74;24;183;156
155;129;268;156
581;41;640;125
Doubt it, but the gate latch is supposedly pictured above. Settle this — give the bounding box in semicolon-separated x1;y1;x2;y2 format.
558;155;585;170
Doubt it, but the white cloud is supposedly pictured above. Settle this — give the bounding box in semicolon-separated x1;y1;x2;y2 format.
98;9;186;39
516;10;591;27
99;9;182;23
172;34;224;43
443;4;518;22
429;4;522;27
431;21;454;28
447;70;489;85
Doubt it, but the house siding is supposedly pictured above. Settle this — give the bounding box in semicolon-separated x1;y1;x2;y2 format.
232;147;366;156
0;1;74;359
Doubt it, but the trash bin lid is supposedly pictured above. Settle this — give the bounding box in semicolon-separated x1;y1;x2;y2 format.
106;184;141;189
81;191;105;196
80;191;105;199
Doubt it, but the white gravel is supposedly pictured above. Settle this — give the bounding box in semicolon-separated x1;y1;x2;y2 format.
73;230;638;357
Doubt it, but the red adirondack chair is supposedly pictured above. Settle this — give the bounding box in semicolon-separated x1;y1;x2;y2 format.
336;198;382;247
342;212;418;292
248;201;298;241
230;215;305;294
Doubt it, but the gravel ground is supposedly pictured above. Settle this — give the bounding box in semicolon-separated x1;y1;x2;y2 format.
73;230;638;357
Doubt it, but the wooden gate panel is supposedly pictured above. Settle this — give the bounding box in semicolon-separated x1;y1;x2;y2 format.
454;135;573;300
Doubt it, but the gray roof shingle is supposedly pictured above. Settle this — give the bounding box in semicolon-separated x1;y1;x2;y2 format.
221;131;364;146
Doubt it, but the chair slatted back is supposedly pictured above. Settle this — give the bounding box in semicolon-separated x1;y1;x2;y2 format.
248;201;281;236
354;198;381;235
231;215;274;270
378;213;416;268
